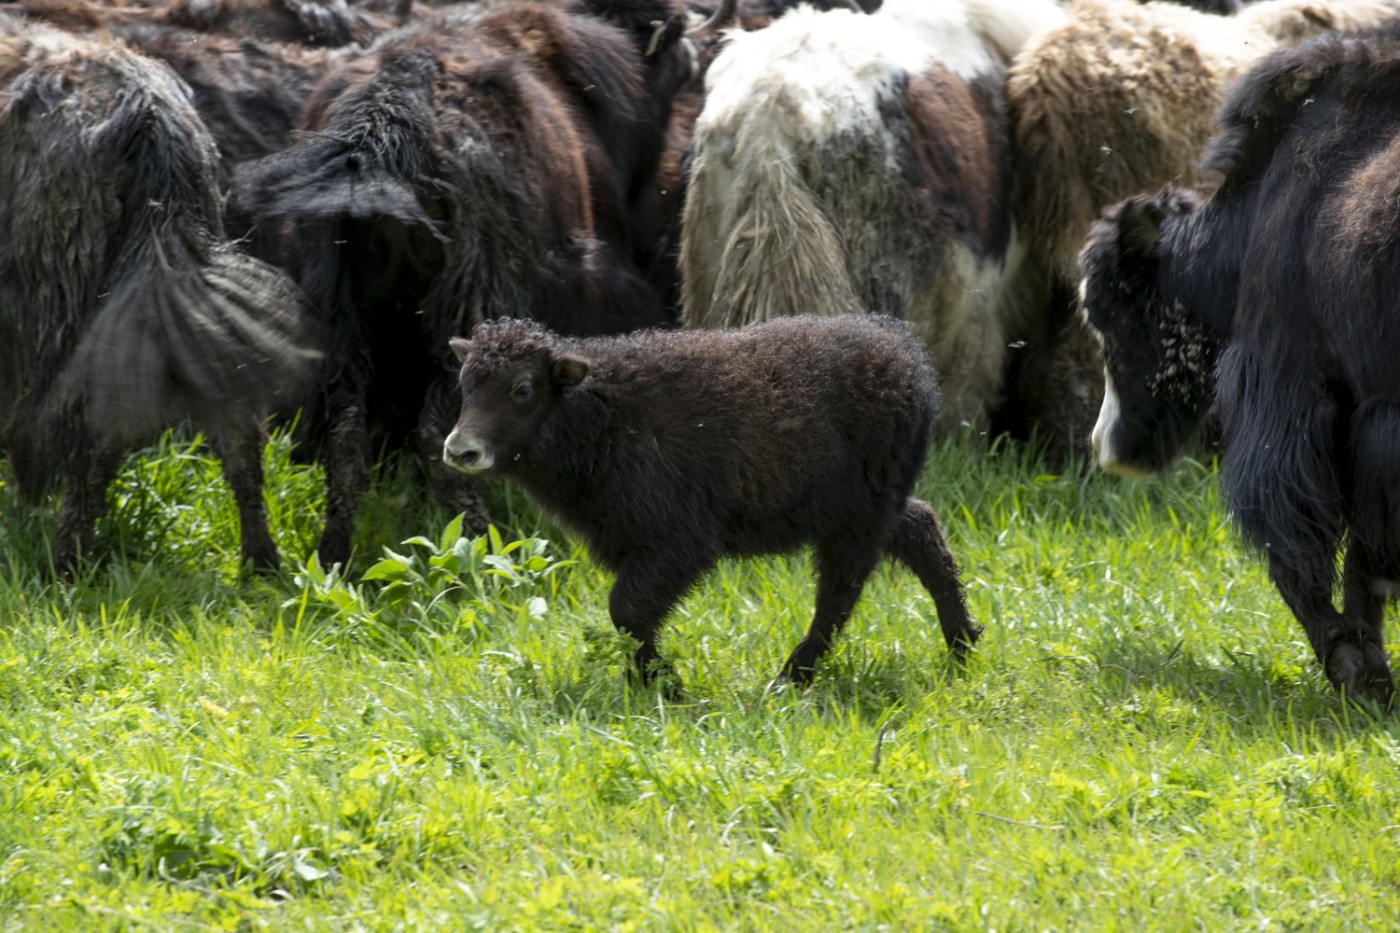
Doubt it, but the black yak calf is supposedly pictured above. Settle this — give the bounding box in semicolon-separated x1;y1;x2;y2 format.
0;15;318;570
443;315;979;686
1078;34;1400;703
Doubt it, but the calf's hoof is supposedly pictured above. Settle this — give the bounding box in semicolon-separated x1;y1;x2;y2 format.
949;628;981;664
630;655;684;700
242;541;281;574
775;660;817;689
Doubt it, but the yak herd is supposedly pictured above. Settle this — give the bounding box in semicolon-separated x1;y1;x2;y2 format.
3;0;1400;701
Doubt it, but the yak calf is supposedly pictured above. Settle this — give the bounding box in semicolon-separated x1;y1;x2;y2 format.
443;315;978;686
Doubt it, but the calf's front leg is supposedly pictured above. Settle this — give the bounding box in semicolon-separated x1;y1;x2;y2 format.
608;547;712;688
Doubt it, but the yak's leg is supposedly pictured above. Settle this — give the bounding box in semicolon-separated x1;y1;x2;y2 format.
886;498;980;658
779;538;880;684
213;419;279;571
317;389;371;570
1339;399;1400;703
1269;552;1388;703
609;547;711;687
55;443;124;574
1340;541;1394;704
416;378;492;534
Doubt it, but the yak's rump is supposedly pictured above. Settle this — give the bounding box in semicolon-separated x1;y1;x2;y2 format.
231;0;691;564
0;15;318;566
0;17;315;467
679;0;1066;436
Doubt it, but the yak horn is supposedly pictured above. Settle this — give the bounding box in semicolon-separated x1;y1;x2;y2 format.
693;0;738;33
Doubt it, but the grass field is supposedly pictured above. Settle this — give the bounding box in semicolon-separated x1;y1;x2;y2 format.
2;431;1398;931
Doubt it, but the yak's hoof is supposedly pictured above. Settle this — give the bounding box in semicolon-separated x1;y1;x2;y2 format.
1361;642;1395;708
1326;642;1395;708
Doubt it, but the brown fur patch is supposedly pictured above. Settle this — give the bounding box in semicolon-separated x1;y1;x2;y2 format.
904;64;1010;258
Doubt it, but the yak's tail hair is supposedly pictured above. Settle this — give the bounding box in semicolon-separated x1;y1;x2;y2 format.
232;48;445;235
232;130;441;234
56;232;321;445
679;125;863;329
0;21;324;447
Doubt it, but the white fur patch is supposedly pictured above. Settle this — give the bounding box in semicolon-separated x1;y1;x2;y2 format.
443;430;493;474
702;0;1066;142
1092;372;1155;478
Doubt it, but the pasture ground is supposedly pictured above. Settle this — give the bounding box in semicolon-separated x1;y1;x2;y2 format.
1;432;1398;931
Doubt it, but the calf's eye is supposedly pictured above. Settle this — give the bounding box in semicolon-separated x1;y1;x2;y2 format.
511;381;534;402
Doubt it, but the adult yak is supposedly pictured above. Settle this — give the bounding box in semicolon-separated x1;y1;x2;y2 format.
0;14;318;571
1079;33;1400;704
235;0;708;567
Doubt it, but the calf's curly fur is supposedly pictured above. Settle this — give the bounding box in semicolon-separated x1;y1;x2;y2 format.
444;315;978;686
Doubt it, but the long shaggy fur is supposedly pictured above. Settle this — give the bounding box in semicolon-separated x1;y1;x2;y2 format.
1078;33;1400;701
232;0;695;567
680;0;1065;434
1007;0;1399;461
0;0;387;46
0;15;319;567
1011;0;1400;286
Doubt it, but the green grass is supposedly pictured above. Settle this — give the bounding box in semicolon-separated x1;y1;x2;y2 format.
2;431;1398;931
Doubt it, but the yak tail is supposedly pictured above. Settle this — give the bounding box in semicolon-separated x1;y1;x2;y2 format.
679;132;864;329
56;230;321;445
233;49;445;235
232;131;442;235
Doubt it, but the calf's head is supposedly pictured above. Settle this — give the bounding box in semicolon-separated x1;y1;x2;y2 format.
1078;188;1216;477
442;320;588;475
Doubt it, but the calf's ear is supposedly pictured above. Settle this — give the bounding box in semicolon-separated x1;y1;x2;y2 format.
551;353;589;388
449;337;471;362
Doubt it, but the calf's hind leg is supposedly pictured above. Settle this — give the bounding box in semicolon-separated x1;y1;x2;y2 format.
886;498;979;657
